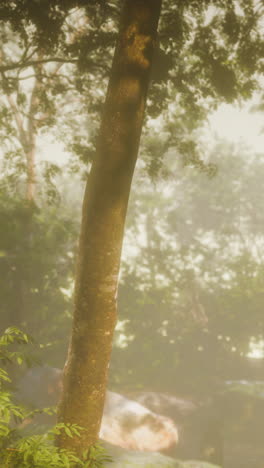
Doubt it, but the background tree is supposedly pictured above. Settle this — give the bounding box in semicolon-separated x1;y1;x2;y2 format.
0;0;263;462
0;1;117;355
110;136;264;394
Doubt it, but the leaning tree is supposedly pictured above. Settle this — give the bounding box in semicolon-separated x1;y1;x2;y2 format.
0;0;263;458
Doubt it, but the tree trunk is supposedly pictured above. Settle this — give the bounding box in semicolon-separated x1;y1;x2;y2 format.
57;0;162;455
25;137;36;202
6;81;37;203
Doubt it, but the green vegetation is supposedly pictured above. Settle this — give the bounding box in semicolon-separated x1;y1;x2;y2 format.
0;0;263;465
0;328;112;467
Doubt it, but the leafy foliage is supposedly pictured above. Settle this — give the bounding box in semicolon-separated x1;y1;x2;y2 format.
110;140;264;394
0;0;263;181
0;0;263;460
0;328;112;467
0;190;77;367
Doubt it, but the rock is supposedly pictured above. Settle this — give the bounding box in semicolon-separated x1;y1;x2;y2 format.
15;367;178;452
103;442;220;468
101;390;178;452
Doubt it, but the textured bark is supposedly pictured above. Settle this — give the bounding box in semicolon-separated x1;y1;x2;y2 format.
57;0;162;455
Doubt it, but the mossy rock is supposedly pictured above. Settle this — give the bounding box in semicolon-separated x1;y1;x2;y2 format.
102;442;221;467
103;443;221;467
177;461;221;468
103;443;177;467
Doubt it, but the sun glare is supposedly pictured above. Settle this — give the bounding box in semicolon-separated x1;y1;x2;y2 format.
209;102;264;153
247;339;264;359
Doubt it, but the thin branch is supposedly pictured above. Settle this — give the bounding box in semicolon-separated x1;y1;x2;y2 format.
0;57;78;72
49;61;64;77
7;71;74;83
19;43;36;64
22;46;39;63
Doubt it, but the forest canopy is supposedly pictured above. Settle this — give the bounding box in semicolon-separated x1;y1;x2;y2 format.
0;0;264;465
1;0;263;406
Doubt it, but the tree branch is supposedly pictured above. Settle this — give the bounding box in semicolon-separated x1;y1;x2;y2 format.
0;57;78;72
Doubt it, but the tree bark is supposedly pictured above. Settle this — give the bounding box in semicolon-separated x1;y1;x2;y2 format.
57;0;162;456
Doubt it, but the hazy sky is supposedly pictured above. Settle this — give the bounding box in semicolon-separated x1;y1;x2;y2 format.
38;99;264;167
209;102;264;153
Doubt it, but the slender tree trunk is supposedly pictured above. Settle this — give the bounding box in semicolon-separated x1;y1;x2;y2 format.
6;84;37;203
57;0;162;455
24;65;41;203
25;137;37;202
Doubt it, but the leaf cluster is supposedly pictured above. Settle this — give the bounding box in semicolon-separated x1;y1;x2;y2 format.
0;328;112;467
0;191;77;365
111;141;264;393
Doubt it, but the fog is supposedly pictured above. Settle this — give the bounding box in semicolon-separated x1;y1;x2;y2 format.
1;2;264;467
